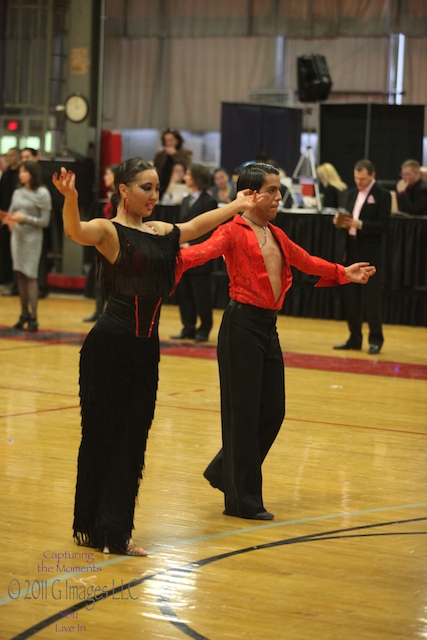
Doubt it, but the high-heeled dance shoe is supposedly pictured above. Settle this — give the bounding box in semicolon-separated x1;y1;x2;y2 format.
13;315;30;330
28;317;39;332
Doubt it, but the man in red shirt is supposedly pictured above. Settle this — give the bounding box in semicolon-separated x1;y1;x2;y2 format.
178;163;375;521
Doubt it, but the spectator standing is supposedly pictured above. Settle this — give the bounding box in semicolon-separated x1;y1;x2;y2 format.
0;148;20;290
396;159;427;216
171;164;218;342
20;147;52;298
153;128;192;198
333;159;391;355
4;161;51;331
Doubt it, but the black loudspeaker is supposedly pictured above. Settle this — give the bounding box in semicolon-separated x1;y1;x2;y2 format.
297;54;332;102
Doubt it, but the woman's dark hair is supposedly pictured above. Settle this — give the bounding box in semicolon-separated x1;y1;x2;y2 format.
213;167;230;178
19;160;43;190
161;128;184;150
20;147;39;159
189;163;211;191
236;163;279;192
111;158;157;212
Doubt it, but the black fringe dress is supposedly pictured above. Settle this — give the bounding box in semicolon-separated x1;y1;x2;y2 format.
73;222;180;552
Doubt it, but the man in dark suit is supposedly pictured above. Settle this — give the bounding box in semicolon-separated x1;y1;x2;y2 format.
333;159;391;355
171;164;218;342
396;159;427;216
0;147;20;291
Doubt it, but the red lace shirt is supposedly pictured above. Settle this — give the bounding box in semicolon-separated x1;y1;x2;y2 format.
177;214;349;310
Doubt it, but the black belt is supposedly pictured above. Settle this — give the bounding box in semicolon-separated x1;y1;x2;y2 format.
228;298;279;318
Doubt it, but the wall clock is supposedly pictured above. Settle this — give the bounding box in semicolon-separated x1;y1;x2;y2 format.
64;94;89;123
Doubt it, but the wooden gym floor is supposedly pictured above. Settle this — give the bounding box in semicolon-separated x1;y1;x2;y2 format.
0;293;426;639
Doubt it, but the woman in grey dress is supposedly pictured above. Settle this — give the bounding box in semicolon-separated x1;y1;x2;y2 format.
6;161;51;331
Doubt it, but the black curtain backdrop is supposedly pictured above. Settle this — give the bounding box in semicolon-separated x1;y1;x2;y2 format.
320;104;425;187
276;212;427;327
220;102;303;177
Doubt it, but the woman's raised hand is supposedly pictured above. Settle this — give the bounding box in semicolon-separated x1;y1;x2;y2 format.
52;168;77;198
235;189;267;210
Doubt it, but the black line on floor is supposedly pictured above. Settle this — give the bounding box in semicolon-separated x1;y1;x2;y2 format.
9;516;427;640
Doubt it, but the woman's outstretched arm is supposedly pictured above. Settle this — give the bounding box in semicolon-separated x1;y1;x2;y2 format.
178;190;266;244
52;168;116;255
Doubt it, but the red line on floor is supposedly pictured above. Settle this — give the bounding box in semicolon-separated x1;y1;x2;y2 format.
290;417;427;437
0;405;79;419
162;342;427;380
157;401;425;437
0;385;76;397
282;351;427;380
1;326;426;380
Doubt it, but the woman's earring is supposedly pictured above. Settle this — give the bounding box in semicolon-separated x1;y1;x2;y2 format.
124;196;129;214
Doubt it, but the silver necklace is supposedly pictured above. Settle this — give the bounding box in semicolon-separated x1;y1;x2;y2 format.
243;214;268;249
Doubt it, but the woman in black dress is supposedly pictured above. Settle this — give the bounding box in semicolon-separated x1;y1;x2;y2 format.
52;158;261;556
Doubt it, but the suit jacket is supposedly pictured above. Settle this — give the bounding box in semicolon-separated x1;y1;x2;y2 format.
343;181;391;266
0;168;19;210
397;179;427;216
179;190;218;273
